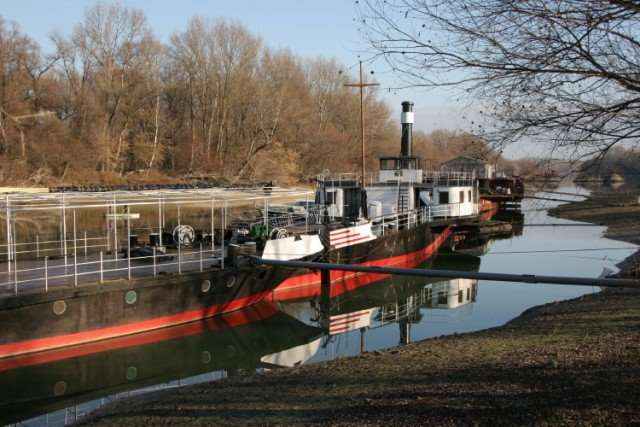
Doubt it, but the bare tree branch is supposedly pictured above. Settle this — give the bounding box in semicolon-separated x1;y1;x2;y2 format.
357;0;640;167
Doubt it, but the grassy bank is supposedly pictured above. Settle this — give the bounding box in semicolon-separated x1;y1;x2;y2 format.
79;192;640;426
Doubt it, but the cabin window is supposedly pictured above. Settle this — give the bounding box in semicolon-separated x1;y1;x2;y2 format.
380;159;397;170
326;191;335;204
459;191;465;203
439;191;449;204
466;287;470;301
438;291;447;305
468;190;472;202
458;290;463;304
401;158;417;170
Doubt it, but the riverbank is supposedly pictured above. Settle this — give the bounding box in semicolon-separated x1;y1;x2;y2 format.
79;192;640;426
548;190;640;278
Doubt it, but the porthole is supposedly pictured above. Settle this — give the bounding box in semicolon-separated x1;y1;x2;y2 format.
202;279;211;293
202;351;211;364
125;290;137;305
53;381;67;396
53;300;66;315
226;276;236;288
256;269;268;281
125;365;138;381
226;345;236;357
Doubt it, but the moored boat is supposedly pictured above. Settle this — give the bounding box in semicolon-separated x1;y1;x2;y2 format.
270;101;479;302
0;186;324;359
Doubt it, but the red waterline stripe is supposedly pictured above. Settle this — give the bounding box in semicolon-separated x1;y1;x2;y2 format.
0;300;280;372
277;226;452;289
0;290;273;360
272;226;453;301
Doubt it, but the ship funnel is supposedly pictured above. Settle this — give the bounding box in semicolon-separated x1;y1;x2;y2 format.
400;101;414;157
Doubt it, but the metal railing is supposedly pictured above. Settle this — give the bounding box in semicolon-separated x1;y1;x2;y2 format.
369;203;477;236
317;170;476;187
423;170;475;186
0;234;109;261
0;243;225;296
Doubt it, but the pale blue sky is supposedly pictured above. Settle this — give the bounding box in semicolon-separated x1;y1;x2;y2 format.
0;0;482;139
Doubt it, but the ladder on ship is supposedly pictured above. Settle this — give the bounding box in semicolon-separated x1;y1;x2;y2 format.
397;185;411;213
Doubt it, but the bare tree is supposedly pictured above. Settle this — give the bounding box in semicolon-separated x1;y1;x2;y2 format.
0;17;33;158
168;17;261;175
68;2;160;173
357;0;640;169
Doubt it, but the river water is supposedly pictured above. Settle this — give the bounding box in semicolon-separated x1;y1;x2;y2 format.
2;186;637;426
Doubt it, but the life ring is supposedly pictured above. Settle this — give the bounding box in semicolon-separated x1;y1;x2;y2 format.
173;225;195;247
270;228;288;239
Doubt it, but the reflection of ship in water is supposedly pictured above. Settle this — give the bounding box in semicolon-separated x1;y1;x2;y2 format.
2;252;484;425
450;211;524;256
0;300;323;425
280;252;482;347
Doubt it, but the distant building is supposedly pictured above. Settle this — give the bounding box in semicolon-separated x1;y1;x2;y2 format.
439;156;495;179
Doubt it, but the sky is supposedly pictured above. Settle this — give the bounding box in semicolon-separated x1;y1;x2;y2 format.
0;0;471;134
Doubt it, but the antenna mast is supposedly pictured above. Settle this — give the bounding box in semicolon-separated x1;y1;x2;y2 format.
344;61;379;189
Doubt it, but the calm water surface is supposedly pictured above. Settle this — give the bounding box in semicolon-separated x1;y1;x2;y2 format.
4;186;637;426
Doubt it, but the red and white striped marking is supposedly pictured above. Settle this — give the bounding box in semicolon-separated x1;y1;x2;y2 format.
329;309;374;335
329;223;375;249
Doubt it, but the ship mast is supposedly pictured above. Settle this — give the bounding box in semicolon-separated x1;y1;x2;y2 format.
344;61;378;189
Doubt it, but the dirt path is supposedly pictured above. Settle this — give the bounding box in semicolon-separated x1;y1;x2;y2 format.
79;191;640;426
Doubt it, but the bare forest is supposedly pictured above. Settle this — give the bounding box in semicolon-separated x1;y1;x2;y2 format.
0;4;508;188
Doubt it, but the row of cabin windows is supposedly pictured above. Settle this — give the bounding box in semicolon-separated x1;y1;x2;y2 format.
379;157;419;170
438;189;473;204
457;287;472;304
325;188;473;206
439;287;473;305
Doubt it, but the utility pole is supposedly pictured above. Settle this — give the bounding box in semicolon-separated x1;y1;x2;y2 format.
344;61;379;189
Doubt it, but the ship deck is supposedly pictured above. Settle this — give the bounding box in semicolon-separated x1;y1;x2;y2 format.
0;186;315;297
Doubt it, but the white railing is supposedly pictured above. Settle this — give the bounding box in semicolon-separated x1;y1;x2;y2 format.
316;171;380;186
0;234;109;260
0;244;225;296
368;202;477;237
423;170;475;186
317;170;475;186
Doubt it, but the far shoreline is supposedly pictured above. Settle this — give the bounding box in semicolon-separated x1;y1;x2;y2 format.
548;189;640;279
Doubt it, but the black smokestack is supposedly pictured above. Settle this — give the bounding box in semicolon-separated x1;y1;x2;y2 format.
401;101;414;157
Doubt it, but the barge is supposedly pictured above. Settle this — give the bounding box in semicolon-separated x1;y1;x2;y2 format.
0;185;321;358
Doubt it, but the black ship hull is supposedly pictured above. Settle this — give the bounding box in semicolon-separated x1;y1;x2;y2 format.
0;263;294;359
271;222;453;301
